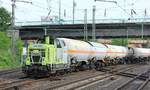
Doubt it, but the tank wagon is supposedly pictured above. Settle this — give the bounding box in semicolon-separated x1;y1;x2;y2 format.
22;37;150;76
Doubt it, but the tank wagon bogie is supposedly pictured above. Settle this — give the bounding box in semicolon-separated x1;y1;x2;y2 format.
22;37;150;77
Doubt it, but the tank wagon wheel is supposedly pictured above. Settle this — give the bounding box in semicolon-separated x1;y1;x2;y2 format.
79;65;86;71
88;57;98;70
70;65;79;72
70;66;76;72
106;61;111;66
122;57;127;64
148;57;150;62
105;58;111;66
70;57;80;72
109;59;114;65
146;57;150;64
125;58;130;64
63;69;69;75
94;61;103;71
102;62;106;67
78;61;88;71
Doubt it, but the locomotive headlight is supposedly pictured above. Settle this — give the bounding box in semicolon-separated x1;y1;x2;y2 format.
26;58;31;65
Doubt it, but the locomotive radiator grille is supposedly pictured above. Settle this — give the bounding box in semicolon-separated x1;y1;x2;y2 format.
29;49;45;64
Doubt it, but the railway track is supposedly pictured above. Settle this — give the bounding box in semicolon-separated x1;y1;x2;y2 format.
0;77;49;90
0;78;32;90
0;64;148;90
0;68;21;76
0;65;123;90
46;65;138;90
114;69;150;90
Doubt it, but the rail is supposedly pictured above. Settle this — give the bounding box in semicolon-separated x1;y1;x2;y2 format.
47;65;137;90
115;69;150;90
0;68;21;76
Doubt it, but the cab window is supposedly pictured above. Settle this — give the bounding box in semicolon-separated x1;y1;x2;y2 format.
56;40;62;48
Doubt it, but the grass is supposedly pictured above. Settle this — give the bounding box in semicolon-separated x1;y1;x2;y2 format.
0;31;22;69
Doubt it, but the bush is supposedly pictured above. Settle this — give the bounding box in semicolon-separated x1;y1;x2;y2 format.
0;32;23;69
112;38;128;46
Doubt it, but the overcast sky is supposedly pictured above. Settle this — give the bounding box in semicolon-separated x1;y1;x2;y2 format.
0;0;150;23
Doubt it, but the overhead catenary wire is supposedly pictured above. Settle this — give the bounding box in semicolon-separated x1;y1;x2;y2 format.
115;3;131;16
15;1;72;19
29;1;73;19
3;0;150;23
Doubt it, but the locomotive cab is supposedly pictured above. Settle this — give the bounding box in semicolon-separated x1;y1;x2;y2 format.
54;39;68;67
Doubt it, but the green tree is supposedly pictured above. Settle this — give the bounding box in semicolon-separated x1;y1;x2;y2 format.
0;7;11;32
